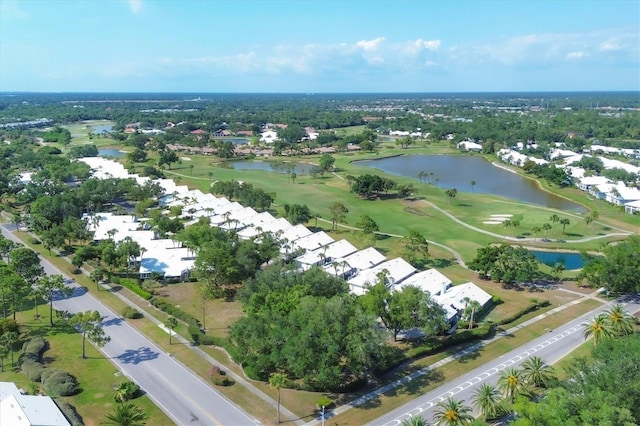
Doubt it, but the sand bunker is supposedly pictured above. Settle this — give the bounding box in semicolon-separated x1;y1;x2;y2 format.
483;221;504;224
489;214;513;217
180;157;192;161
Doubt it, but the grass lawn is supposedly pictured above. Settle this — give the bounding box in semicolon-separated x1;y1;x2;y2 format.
0;309;172;426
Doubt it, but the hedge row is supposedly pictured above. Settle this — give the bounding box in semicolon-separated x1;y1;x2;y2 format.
18;338;79;396
492;299;551;326
19;337;48;381
55;401;84;426
150;297;199;326
112;277;153;300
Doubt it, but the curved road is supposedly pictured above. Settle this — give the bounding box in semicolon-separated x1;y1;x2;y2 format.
367;296;640;425
2;224;259;426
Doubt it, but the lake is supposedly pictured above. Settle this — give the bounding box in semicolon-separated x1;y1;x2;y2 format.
229;160;319;175
529;249;592;270
355;155;586;212
93;124;113;134
98;149;126;158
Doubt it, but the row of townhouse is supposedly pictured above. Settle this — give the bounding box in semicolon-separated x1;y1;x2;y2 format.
78;157;492;332
494;144;640;214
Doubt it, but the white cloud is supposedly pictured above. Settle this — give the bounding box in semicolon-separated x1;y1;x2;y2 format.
355;37;385;51
128;0;142;14
566;51;587;60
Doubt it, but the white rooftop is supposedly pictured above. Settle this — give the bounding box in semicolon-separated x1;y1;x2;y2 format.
397;268;452;296
348;257;417;292
0;383;70;426
340;247;386;272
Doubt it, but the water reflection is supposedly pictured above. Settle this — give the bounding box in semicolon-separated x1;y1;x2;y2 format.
355;155;586;212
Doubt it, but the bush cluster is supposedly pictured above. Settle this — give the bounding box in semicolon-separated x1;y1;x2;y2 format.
19;337;48;381
209;365;232;386
121;306;143;319
18;337;78;396
55;401;84;426
42;369;79;397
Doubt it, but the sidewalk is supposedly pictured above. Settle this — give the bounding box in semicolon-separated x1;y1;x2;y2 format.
0;216;304;426
303;288;605;425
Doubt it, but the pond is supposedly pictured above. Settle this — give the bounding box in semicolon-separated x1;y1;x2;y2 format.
92;124;113;134
355;155;586;212
98;149;127;158
228;160;320;175
529;249;593;270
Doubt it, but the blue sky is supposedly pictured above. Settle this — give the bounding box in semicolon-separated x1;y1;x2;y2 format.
1;0;638;93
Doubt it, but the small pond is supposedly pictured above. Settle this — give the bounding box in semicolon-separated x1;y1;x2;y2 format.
355;155;586;212
228;160;319;175
93;124;113;134
98;149;127;158
529;249;592;270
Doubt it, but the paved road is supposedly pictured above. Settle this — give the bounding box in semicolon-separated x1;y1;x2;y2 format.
368;296;640;425
2;224;259;426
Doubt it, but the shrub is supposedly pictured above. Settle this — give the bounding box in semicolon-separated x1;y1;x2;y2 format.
199;335;216;346
55;401;84;426
42;370;79;396
121;306;143;319
118;278;152;300
29;237;41;244
22;336;47;358
149;297;199;326
492;295;504;305
114;380;140;402
188;324;202;345
243;365;265;381
209;365;231;386
316;396;333;409
21;359;46;382
0;318;19;335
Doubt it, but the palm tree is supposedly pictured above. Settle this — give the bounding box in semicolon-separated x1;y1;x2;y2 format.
549;214;560;235
470;180;476;192
606;304;635;336
472;383;502;420
510;219;520;237
103;403;148;426
497;367;523;404
164;316;178;345
583;313;612;346
401;414;430;426
559;218;570;235
521;356;555;388
432;397;473;425
269;372;287;424
531;226;541;239
467;300;482;329
503;219;512;238
542;223;552;239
